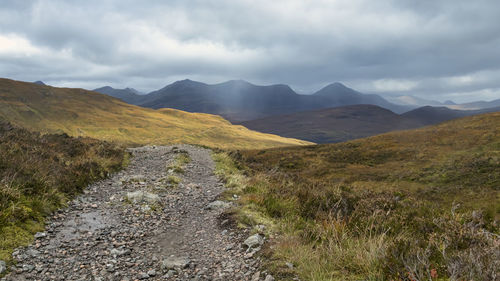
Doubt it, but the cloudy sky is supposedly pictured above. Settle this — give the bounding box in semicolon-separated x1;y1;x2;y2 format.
1;0;499;103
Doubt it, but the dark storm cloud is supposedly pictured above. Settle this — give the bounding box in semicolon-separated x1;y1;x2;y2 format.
0;0;499;102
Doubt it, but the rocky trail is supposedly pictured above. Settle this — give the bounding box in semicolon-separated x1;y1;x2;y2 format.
3;145;273;281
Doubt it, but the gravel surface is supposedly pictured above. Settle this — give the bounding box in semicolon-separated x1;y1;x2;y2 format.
3;145;272;281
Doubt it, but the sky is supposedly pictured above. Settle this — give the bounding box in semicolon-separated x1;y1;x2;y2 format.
1;0;499;103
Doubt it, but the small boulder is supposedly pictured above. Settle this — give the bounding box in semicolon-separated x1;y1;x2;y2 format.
34;232;47;239
264;274;275;281
161;256;190;270
205;200;232;210
126;191;160;204
243;234;264;249
0;260;6;274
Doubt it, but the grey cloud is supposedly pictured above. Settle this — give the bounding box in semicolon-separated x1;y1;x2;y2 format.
0;0;499;102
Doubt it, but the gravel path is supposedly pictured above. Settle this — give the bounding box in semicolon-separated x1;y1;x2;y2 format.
3;145;271;281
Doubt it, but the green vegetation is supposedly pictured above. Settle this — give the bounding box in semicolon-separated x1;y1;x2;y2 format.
166;175;182;187
167;149;191;174
0;78;312;149
216;112;500;281
0;121;126;266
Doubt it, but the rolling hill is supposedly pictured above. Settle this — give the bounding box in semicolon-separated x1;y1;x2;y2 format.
240;104;500;143
240;104;423;143
0;78;311;149
96;79;409;122
218;112;500;280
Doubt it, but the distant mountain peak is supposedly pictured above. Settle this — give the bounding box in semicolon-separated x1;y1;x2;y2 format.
443;100;456;105
34;81;46;85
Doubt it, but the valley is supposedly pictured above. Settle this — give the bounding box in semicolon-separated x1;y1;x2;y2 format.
0;78;499;281
2;2;500;280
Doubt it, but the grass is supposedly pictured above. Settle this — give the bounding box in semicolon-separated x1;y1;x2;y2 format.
215;112;500;281
0;121;127;270
0;78;312;149
165;175;182;187
167;149;192;174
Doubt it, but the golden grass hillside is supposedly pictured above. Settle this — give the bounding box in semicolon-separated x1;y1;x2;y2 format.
0;78;311;149
215;112;499;281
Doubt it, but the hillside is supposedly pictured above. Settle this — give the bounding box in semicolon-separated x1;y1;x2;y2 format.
0;78;311;149
402;105;500;125
0;120;126;264
216;112;500;280
240;104;500;143
240;104;423;143
108;79;408;122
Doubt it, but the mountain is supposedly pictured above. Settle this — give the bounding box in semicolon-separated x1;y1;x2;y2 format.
93;86;146;104
402;105;500;125
446;98;500;110
311;83;412;113
33;80;46;85
240;104;500;143
136;80;410;122
0;78;311;149
140;79;306;122
388;95;443;107
240;104;423;143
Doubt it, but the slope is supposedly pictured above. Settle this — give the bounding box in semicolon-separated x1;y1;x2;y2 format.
0;78;311;149
240;104;500;143
402;105;500;125
240;104;423;143
216;112;500;280
0;120;126;265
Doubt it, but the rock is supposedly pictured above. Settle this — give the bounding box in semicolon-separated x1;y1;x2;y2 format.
110;248;130;257
22;264;35;272
138;272;149;279
34;232;47;239
264;274;275;281
126;191;160;204
205;200;232;210
25;249;40;257
147;269;156;276
243;234;264;249
165;269;177;278
251;271;261;281
0;260;6;274
286;262;294;269
161;256;191;270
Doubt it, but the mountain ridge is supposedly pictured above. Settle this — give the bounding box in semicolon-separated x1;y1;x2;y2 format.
105;79;410;122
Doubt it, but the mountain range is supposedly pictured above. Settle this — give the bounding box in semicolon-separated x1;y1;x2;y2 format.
94;80;412;122
94;80;500;124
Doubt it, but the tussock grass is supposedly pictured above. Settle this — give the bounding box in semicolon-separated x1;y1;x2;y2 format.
167;150;191;174
0;121;126;268
166;175;182;187
216;112;500;281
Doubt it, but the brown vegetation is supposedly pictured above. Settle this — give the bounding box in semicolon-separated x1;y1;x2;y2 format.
216;112;500;280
